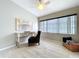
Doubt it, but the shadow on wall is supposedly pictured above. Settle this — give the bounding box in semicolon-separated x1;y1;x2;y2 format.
0;33;16;49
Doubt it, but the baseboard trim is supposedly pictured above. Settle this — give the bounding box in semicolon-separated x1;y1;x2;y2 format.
0;44;16;51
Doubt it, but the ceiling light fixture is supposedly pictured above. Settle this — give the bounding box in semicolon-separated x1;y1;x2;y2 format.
36;0;50;10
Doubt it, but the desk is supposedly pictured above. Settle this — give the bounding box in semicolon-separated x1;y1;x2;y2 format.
15;31;36;47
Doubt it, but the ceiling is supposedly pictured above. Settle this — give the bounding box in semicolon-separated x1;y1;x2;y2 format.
11;0;79;17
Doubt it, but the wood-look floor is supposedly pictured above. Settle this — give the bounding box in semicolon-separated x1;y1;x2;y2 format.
0;38;79;58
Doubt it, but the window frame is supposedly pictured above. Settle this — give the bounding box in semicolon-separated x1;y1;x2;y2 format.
39;14;77;34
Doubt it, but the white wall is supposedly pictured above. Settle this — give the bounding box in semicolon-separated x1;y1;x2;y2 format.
39;6;79;20
0;0;38;49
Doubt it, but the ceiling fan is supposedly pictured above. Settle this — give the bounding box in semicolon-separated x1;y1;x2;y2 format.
36;0;50;10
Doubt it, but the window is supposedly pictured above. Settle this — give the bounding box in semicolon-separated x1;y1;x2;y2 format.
58;17;68;34
47;19;58;33
40;21;47;32
39;14;77;34
70;15;77;34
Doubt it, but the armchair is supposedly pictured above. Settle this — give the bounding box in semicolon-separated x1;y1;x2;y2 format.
28;31;41;46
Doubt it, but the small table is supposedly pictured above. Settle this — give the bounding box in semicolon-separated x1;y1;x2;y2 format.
63;42;79;52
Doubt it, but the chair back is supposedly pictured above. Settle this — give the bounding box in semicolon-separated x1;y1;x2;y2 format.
63;37;72;43
35;31;41;42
